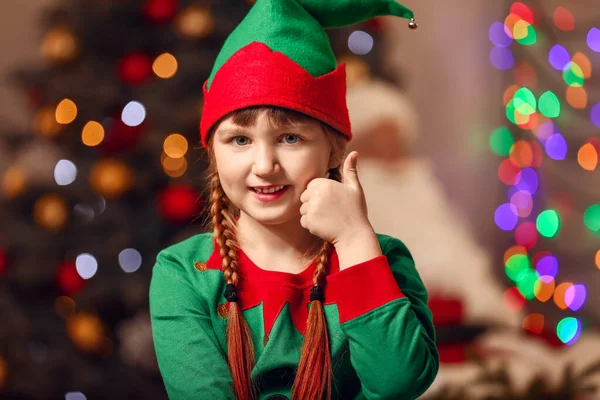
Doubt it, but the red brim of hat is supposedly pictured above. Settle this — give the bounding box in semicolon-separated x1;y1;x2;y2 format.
199;42;352;148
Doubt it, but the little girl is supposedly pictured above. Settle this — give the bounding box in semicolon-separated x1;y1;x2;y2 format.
149;1;439;400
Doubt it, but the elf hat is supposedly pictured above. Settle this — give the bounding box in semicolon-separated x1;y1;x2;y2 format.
200;0;417;148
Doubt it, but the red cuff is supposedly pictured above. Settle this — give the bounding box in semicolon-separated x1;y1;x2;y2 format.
326;255;405;324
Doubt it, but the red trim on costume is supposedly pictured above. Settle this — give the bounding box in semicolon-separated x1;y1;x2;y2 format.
326;255;405;324
199;42;351;147
205;237;403;335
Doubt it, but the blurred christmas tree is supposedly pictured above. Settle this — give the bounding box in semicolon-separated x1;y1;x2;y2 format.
0;0;397;398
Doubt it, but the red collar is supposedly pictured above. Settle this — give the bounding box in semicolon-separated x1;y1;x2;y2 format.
205;236;340;335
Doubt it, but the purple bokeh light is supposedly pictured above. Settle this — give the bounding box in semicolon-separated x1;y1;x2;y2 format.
515;168;539;194
536;255;559;277
489;22;513;47
587;27;600;52
545;133;568;160
549;44;570;70
490;47;515;70
565;284;586;311
495;203;519;231
591;103;600;128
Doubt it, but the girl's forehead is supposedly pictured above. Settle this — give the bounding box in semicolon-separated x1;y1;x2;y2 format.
217;118;320;136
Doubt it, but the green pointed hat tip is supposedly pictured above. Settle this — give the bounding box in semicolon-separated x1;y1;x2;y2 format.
207;0;416;88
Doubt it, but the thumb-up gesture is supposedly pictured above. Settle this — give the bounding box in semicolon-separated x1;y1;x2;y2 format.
299;151;371;245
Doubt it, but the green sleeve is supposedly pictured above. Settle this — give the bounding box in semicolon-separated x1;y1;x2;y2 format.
330;236;439;399
149;249;234;400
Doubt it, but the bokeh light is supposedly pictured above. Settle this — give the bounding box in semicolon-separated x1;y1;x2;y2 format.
498;159;522;185
545;133;567;160
54;160;77;186
348;31;373;55
583;204;600;233
548;44;570;70
536;254;559;278
503;84;520;106
557;317;581;345
535;120;556;142
503;286;526;313
536;209;560;238
565;284;586;311
121;101;146;127
510;2;534;24
505;253;530;282
504;245;527;265
572;52;592;79
75;253;98;280
515;21;537;46
490;47;515;70
534;276;555;302
163;134;189;159
554;282;573;310
595;250;600;269
118;248;142;273
563;62;585;87
566;86;588;109
515;168;538;194
514;62;538;88
153;52;178;78
495;203;519;231
523;313;544;334
539;91;561;118
554;7;574;31
489;21;513;47
55;98;77;124
591;103;600;128
587;27;600;52
509;140;533;167
81;121;105;146
515;221;538;249
516;268;539;299
578;142;598;171
510;190;533;217
490;127;514;156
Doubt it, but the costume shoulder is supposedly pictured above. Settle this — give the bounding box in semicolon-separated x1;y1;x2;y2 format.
158;232;215;265
151;232;222;309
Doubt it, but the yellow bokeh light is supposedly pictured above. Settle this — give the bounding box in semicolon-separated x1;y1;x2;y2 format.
566;86;587;109
513;20;530;40
164;134;188;159
577;143;598;171
2;166;27;199
153;53;178;79
55;98;77;124
82;121;105;146
34;106;63;137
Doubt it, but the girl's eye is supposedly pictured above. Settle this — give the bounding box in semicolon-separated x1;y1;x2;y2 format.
229;134;302;146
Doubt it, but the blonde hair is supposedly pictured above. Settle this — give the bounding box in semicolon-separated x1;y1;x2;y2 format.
202;106;347;400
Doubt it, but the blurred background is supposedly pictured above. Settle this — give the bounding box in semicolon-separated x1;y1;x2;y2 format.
0;0;599;399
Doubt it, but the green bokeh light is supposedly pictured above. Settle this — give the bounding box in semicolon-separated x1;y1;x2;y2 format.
557;317;580;344
583;204;600;233
563;62;585;87
505;254;530;282
490;127;514;156
513;87;537;115
536;209;560;238
539;91;561;118
506;100;517;125
516;269;540;300
516;25;537;46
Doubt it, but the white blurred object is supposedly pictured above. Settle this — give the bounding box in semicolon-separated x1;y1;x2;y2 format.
347;78;521;329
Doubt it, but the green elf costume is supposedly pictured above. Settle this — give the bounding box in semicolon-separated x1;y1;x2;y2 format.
149;1;439;399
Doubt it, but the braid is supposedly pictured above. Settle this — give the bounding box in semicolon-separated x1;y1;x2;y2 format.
208;167;256;400
292;167;341;400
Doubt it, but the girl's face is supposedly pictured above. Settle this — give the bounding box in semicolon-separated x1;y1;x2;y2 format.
212;110;338;226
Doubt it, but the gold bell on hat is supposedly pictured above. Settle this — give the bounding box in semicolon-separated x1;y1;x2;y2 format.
408;17;418;29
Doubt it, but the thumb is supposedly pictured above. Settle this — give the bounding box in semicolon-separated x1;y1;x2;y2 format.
342;151;362;190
